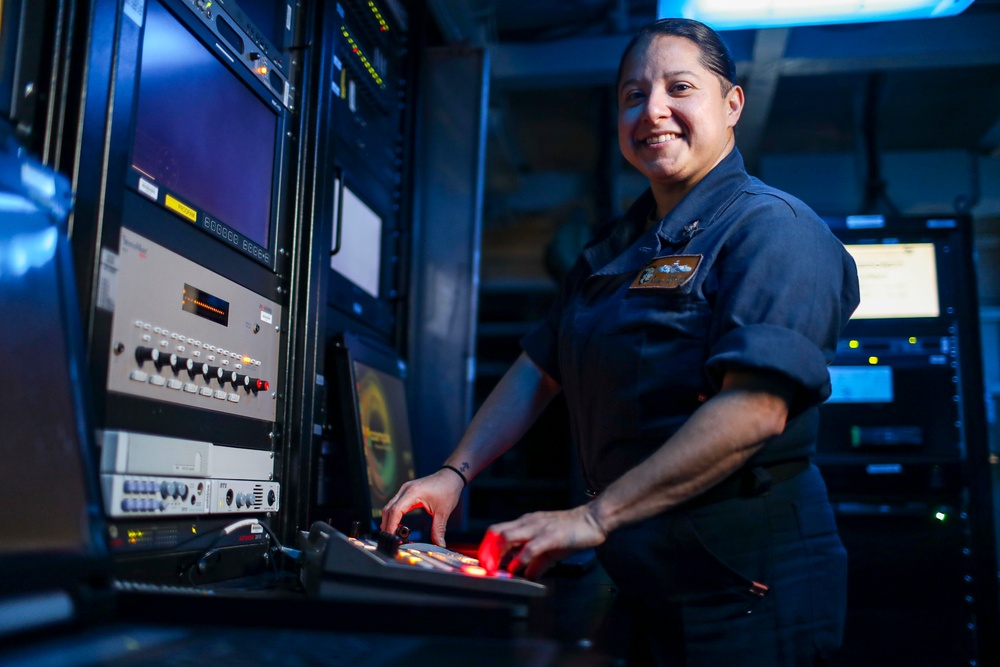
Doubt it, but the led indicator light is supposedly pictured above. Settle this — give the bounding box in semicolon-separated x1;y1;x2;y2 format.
868;356;879;365
849;340;859;349
340;26;385;87
367;1;389;31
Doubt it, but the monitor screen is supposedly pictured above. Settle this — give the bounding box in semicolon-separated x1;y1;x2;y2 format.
331;180;383;298
827;365;894;404
130;0;277;250
352;359;415;519
844;242;940;319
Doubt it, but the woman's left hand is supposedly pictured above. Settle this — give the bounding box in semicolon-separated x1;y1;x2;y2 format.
478;504;607;580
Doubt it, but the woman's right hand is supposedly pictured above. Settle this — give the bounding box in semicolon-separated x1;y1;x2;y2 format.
379;467;466;547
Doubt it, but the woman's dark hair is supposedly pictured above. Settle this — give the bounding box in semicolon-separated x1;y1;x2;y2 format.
616;18;737;95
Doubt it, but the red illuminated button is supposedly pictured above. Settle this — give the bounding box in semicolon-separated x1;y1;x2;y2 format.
250;378;269;393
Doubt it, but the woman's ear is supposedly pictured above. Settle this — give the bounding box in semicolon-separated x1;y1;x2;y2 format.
726;84;745;128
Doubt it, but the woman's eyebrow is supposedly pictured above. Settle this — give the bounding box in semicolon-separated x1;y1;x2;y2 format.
618;69;700;93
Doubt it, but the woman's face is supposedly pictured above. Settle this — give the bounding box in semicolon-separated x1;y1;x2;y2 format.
617;34;743;194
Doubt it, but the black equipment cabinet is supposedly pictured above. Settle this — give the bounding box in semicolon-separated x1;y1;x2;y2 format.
818;215;999;667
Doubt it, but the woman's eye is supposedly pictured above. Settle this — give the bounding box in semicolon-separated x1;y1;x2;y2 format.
671;83;692;93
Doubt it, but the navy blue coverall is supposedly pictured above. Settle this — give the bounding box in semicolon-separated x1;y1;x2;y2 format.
521;148;861;665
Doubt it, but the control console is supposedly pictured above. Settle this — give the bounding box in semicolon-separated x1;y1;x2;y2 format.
105;228;281;422
298;522;548;602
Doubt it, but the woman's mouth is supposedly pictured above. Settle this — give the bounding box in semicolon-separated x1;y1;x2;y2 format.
645;133;680;145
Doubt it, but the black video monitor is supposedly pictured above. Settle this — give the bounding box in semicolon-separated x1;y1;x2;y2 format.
819;218;966;464
128;0;283;267
330;333;421;532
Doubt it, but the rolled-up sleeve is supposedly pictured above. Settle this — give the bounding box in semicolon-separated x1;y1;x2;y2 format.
705;199;859;413
520;309;562;384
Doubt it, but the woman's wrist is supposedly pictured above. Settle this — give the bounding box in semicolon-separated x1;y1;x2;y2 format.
438;464;468;488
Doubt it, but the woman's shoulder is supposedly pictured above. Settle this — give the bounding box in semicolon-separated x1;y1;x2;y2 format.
722;176;835;235
739;176;819;218
708;177;849;259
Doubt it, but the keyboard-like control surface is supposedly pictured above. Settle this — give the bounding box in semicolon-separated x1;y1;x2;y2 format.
299;523;547;601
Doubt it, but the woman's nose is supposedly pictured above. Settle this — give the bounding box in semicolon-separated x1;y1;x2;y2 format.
644;89;672;122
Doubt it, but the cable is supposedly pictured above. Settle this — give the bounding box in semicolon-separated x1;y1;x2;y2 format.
182;518;302;585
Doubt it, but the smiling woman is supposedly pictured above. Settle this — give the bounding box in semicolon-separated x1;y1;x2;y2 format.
616;27;743;218
382;17;860;667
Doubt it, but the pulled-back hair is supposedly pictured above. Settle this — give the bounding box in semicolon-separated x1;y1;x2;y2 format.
616;18;737;96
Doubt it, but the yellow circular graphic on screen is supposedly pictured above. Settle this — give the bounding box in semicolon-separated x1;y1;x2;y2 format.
356;370;397;502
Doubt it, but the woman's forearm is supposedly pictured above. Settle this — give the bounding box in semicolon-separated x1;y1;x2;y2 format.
590;370;790;534
445;352;562;481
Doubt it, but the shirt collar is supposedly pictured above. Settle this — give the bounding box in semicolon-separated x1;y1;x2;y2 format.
584;148;750;277
651;147;750;245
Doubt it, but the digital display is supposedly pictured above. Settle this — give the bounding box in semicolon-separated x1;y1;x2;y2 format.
828;366;894;403
353;360;415;518
182;283;229;326
331;180;383;298
845;243;940;319
130;0;277;249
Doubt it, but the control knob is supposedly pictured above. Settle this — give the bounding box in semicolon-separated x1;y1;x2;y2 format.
184;358;201;378
135;346;159;367
208;366;226;384
376;530;402;557
169;354;188;374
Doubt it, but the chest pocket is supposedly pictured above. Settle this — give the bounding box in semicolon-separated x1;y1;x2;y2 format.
562;255;712;443
622;275;715;433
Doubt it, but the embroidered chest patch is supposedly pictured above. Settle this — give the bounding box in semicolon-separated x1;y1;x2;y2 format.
629;254;703;290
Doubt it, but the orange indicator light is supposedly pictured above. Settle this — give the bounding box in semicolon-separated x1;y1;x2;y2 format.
462;565;488;577
257;66;269;76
